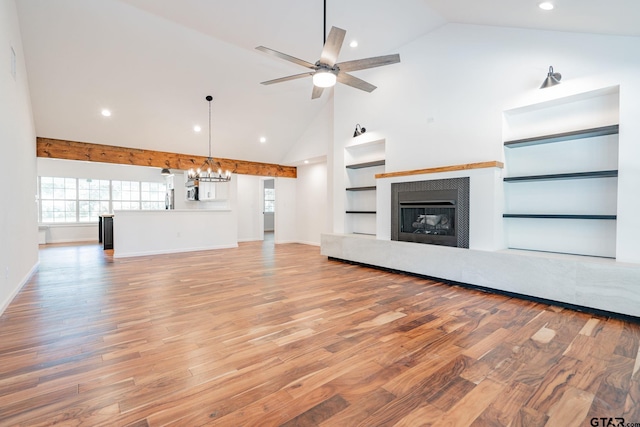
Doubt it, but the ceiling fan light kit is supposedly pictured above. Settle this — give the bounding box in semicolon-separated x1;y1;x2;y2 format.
312;67;338;88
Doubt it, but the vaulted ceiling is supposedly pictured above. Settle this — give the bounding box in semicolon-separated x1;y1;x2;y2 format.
16;0;640;166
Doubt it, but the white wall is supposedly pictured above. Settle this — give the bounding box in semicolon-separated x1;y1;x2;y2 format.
281;94;332;245
295;162;328;246
38;157;169;181
332;23;640;262
0;0;38;315
281;94;333;165
274;178;297;244
236;174;263;242
616;84;640;263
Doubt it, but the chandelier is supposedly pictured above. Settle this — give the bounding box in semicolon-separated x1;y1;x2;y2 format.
186;95;231;184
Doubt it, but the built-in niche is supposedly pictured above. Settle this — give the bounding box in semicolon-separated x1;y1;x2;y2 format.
502;86;619;258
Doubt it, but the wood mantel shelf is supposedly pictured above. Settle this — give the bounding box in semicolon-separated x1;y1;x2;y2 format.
375;161;503;179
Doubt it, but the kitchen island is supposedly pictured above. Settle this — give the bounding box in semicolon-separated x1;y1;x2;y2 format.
113;209;237;258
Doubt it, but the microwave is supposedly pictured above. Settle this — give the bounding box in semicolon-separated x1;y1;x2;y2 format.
186;186;198;201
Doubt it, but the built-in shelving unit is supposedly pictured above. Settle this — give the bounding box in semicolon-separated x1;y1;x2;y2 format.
502;87;620;258
344;140;385;236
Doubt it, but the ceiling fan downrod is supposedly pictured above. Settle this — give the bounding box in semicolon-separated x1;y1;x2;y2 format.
323;0;327;45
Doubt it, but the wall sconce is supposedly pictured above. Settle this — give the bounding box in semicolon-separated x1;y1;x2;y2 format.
353;124;366;137
540;66;561;89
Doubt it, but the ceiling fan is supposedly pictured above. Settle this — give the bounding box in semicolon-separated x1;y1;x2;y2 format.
255;2;400;99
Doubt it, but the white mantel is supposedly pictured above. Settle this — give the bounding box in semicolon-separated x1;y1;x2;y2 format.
113;209;238;258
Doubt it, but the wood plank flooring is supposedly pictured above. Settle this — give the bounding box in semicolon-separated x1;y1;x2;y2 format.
0;239;639;426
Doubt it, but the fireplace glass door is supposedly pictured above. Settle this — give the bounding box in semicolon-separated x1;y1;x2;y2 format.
392;181;468;248
400;203;456;237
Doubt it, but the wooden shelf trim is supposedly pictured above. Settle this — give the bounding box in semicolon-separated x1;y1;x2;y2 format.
375;161;503;179
504;170;618;183
504;124;619;149
346;211;377;214
503;214;617;220
346;186;376;191
37;137;297;178
346;160;386;169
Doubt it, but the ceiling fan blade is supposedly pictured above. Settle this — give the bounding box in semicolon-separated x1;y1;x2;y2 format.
255;46;316;69
337;72;377;93
260;72;313;85
337;54;401;73
319;26;346;67
311;85;324;99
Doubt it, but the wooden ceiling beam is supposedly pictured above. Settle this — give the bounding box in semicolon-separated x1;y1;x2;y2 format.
36;137;297;178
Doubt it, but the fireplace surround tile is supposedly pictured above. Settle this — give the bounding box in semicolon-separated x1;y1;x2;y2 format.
391;177;470;248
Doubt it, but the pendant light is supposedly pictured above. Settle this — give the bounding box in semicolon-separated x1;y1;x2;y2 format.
186;96;231;184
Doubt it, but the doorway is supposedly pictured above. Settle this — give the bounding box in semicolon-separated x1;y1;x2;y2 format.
263;178;275;241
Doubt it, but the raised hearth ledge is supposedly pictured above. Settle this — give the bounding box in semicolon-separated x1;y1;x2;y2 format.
375;161;503;179
320;233;640;319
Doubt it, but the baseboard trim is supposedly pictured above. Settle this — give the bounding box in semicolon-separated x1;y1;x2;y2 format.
45;238;98;244
295;240;321;247
328;256;640;325
114;244;238;258
0;261;39;317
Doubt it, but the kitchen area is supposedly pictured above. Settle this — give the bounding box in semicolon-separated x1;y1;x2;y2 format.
38;157;239;257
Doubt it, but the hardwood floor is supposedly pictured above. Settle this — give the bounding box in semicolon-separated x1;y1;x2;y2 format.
0;240;639;426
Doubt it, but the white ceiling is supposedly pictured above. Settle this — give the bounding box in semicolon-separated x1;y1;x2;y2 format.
16;0;640;166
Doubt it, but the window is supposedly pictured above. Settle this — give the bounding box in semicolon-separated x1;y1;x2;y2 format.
264;187;275;213
39;177;166;223
141;182;165;210
112;181;140;210
40;177;77;223
78;179;110;221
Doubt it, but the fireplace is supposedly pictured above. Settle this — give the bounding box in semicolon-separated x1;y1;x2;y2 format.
391;178;469;248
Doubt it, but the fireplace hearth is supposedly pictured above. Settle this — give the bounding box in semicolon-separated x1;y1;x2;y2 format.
391;178;469;248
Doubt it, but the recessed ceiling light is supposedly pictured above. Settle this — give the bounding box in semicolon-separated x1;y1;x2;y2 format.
349;40;358;48
193;125;201;132
539;2;554;10
259;137;267;143
304;160;309;164
101;109;111;117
